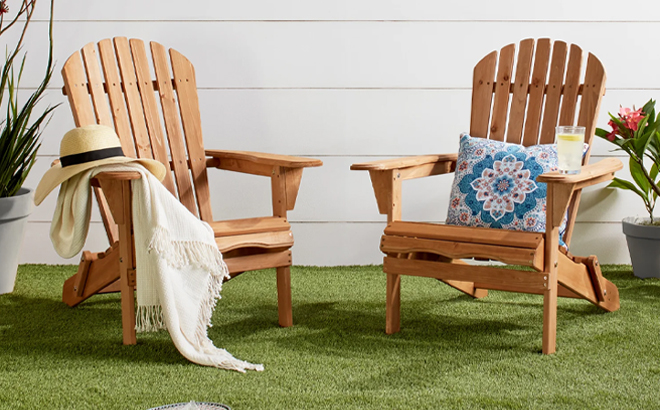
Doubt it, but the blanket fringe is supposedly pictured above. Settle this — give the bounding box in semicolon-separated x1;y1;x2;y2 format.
148;225;231;279
135;305;166;332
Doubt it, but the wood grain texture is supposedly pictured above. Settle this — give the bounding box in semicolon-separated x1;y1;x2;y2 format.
170;48;214;221
539;40;567;144
522;38;550;146
506;38;534;144
489;43;515;141
98;38;136;157
470;50;497;139
129;39;177;194
151;41;199;216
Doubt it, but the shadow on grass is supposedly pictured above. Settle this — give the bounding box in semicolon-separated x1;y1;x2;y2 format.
0;293;186;367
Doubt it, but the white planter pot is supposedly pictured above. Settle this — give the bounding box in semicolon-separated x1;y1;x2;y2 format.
0;187;34;294
622;216;660;279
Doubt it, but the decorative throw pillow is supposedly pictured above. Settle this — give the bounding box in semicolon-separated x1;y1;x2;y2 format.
446;133;575;246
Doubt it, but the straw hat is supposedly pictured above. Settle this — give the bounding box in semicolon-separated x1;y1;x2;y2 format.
34;125;167;205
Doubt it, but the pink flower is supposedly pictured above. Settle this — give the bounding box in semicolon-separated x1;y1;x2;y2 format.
606;119;619;141
0;1;8;14
619;106;644;132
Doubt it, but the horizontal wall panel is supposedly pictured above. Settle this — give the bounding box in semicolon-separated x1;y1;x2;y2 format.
569;222;630;265
10;22;660;89
19;222;111;265
31;1;660;22
33;88;652;157
19;220;630;265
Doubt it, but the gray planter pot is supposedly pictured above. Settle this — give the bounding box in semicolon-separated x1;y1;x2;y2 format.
622;216;660;279
0;187;34;294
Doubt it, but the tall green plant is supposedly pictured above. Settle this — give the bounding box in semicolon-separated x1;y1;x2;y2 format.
595;99;660;223
0;0;57;198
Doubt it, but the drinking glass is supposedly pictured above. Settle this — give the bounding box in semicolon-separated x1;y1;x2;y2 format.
556;126;585;174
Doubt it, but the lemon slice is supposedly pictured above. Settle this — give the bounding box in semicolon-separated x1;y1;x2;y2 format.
557;133;583;142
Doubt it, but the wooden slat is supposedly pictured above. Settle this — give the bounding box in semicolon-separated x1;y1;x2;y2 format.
61;52;96;126
539;41;567;144
129;39;176;194
522;38;551;146
383;257;548;290
470;50;497;139
80;43;113;127
170;48;213;222
114;37;154;160
558;44;583;127
577;53;607;149
489;43;515;141
473;281;584;299
224;250;292;275
381;235;544;271
97;38;135;157
151;41;198;216
384;221;543;249
210;216;290;237
215;230;294;253
506;38;534;144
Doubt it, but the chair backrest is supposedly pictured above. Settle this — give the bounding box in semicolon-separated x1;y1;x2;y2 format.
469;38;606;246
470;38;605;158
61;37;213;222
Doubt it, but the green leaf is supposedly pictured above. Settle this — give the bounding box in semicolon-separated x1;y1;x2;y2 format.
607;178;653;211
629;157;650;194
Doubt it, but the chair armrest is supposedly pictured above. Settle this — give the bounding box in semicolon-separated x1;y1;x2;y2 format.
205;150;322;214
351;154;458;221
351;154;457;171
206;150;323;168
90;171;142;187
536;158;623;190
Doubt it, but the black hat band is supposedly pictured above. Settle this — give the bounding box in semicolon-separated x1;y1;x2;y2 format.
60;146;125;168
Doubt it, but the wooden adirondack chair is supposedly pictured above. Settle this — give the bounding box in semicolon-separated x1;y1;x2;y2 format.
350;38;622;354
59;37;322;345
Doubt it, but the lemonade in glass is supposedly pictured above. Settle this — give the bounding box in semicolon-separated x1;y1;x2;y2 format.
556;126;585;174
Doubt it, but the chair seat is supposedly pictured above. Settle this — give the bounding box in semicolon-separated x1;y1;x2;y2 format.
381;221;545;270
210;217;293;253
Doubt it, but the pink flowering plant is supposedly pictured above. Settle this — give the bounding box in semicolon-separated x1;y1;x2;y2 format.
595;99;660;223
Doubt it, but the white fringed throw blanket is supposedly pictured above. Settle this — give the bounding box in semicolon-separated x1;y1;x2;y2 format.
50;163;263;372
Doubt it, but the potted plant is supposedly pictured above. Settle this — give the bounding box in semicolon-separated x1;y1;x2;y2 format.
596;99;660;278
0;0;56;294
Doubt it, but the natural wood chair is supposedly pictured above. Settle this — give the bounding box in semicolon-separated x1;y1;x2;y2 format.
59;37;322;345
351;38;622;354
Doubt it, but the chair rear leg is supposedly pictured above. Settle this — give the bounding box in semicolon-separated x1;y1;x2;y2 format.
276;265;293;327
386;272;401;334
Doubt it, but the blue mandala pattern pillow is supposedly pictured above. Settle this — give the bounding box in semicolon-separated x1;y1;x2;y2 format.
446;133;569;245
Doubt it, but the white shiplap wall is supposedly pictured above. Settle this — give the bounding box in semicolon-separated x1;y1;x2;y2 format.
14;0;659;265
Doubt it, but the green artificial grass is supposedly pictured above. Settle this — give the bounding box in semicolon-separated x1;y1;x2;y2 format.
1;264;659;409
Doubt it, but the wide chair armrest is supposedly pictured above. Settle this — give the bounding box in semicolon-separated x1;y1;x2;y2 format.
536;157;623;189
350;154;458;221
538;158;623;243
205;149;322;214
206;150;322;176
351;153;457;177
